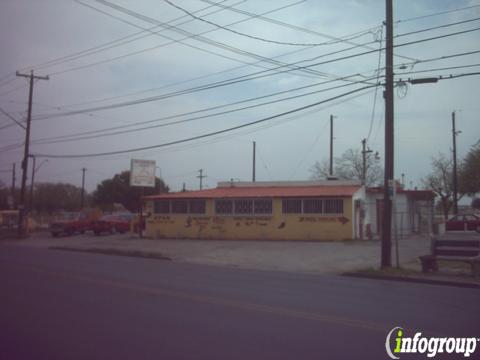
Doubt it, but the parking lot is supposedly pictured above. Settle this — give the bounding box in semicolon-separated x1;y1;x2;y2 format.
3;231;434;275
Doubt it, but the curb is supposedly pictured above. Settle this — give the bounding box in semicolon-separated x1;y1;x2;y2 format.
49;246;171;261
342;272;480;289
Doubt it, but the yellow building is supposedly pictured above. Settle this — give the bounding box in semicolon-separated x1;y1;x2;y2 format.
143;181;365;241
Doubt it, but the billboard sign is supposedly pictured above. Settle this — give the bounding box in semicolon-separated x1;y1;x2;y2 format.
130;159;156;187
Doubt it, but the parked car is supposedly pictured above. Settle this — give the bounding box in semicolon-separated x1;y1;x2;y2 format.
92;214;133;235
49;212;91;237
445;214;480;232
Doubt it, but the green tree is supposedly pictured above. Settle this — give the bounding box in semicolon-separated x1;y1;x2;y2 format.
32;182;86;213
93;170;169;212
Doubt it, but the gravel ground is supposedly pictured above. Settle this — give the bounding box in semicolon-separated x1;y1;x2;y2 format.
3;231;432;274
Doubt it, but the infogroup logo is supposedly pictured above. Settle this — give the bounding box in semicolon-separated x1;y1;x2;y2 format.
385;327;479;359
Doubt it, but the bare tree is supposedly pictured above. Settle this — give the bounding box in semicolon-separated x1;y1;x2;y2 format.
310;148;383;186
459;140;480;196
421;153;462;220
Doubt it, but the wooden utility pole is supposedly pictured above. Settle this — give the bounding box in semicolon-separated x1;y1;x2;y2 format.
452;111;459;216
329;115;334;176
81;168;86;210
11;163;16;196
197;169;206;190
252;141;256;182
361;139;373;186
382;0;394;268
16;70;49;237
29;155;36;210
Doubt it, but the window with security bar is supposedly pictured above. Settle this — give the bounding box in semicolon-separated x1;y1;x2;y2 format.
282;199;302;214
189;200;206;214
303;199;323;214
215;199;233;215
154;200;170;214
254;199;272;214
171;200;188;214
324;199;344;214
234;199;253;214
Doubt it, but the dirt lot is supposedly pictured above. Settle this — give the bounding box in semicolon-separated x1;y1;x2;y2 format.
3;231;432;274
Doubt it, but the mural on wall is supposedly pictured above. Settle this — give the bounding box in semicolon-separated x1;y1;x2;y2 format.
299;216;349;225
181;216;274;232
153;215;176;225
185;216;210;231
152;214;350;239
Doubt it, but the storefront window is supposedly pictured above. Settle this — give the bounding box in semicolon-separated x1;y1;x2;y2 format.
234;199;253;214
282;199;302;213
189;200;206;214
324;199;344;214
215;199;233;214
154;200;170;214
303;199;323;214
254;199;272;214
172;200;188;213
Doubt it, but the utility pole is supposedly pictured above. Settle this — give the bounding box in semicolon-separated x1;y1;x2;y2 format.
382;0;394;268
329;114;334;176
11;163;16;196
16;70;49;237
252;141;256;182
361;139;373;186
29;155;36;210
452;111;459;216
197;169;206;190
81;168;86;210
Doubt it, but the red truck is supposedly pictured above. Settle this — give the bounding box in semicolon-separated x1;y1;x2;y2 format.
49;212;92;237
91;214;133;235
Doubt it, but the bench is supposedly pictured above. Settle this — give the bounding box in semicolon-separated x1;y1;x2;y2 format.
419;237;480;277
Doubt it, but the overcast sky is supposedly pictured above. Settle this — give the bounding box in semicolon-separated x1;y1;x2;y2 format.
0;0;479;194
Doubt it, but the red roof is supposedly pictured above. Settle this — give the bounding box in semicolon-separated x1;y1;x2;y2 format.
145;185;361;200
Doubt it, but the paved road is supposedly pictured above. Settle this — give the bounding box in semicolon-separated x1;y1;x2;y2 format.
1;245;479;360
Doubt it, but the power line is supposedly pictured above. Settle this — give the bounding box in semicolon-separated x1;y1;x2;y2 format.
33;16;480;111
396;63;480;76
0;82;28;97
395;26;480;49
43;15;381;109
20;0;237;73
32;85;378;158
32;28;480;123
398;49;480;69
395;16;480;39
165;0;358;47
0;106;26;130
59;0;327;80
396;4;480;24
366;27;384;142
30;74;379;145
30;87;376;162
198;0;417;62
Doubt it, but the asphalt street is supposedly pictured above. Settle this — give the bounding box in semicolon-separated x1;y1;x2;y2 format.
1;244;479;360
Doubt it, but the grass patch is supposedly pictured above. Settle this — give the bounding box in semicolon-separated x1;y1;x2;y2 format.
355;266;420;277
49;246;171;260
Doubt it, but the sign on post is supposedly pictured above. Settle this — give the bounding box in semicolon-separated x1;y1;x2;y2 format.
130;159;156;187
